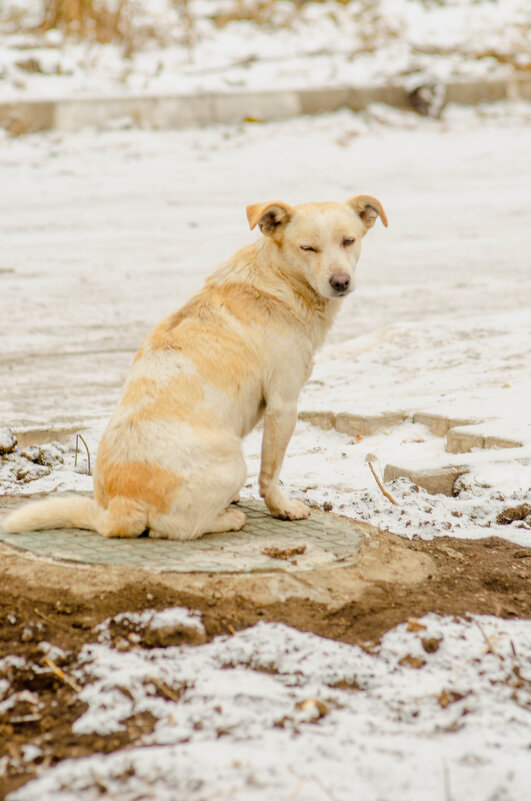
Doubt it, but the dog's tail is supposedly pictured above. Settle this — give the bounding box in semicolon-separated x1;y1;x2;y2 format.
2;495;148;538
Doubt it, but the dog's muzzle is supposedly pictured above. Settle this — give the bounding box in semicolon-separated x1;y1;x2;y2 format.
329;272;351;295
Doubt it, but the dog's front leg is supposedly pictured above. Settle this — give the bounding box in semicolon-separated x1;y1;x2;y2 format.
259;402;310;520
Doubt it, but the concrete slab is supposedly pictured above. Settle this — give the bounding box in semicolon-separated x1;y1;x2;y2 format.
446;426;523;453
298;411;336;431
0;494;434;609
335;412;407;436
13;426;80;448
412;413;478;437
384;463;468;496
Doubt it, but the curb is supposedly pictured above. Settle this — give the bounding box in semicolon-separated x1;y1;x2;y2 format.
1;75;531;135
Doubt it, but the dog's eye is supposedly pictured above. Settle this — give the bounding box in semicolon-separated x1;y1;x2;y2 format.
300;245;318;253
342;238;356;247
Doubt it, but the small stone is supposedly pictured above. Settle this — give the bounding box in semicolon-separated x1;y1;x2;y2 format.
21;626;35;642
422;637;442;654
398;654;426;669
295;698;330;720
144;622;206;647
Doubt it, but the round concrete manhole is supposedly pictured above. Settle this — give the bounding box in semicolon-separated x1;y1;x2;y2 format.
0;496;364;573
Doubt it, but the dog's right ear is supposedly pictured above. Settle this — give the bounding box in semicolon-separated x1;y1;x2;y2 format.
246;201;293;236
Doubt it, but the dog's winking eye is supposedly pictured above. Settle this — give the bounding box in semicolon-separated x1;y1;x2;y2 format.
342;238;356;247
300;245;319;253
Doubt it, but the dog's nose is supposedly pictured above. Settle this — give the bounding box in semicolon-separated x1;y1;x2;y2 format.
329;272;351;294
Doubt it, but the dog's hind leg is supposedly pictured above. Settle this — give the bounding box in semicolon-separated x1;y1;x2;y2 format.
148;436;247;540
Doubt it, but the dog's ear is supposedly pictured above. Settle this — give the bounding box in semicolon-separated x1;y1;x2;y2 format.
347;195;388;231
246;201;293;236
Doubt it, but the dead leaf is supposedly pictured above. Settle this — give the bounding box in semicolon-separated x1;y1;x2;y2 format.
407;618;427;632
263;545;307;560
438;689;465;708
398;654;426;669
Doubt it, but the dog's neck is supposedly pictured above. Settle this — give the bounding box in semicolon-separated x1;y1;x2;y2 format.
209;240;340;348
259;240;340;345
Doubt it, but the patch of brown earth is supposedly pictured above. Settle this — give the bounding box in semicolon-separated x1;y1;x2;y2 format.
0;533;530;798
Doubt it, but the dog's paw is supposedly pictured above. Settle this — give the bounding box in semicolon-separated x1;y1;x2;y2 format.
204;508;247;534
221;508;247;531
270;498;310;521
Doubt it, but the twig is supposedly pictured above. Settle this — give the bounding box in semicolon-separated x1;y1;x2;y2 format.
75;433;91;475
367;461;398;505
34;608;70;631
43;655;81;693
286;778;306;801
475;620;503;662
149;677;182;703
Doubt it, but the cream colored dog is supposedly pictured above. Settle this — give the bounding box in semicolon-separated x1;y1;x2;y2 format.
4;196;387;540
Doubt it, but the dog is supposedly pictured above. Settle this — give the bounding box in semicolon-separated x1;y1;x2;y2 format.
3;196;387;540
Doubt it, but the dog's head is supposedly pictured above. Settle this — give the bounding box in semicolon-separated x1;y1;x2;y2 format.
246;196;388;300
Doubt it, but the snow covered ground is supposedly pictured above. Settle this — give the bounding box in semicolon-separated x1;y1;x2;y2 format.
1;74;530;801
0;0;530;102
6;610;531;801
1;8;530;800
1;100;530;544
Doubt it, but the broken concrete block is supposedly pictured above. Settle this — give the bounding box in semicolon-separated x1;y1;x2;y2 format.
14;426;78;448
335;412;406;437
484;435;523;450
413;413;476;437
446;428;485;453
446;427;523;453
384;463;468;496
298;411;336;431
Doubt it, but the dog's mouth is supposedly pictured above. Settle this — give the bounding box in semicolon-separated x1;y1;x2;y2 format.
327;285;353;299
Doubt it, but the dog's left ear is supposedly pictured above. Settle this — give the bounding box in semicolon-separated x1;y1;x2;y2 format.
246;201;294;236
347;195;388;231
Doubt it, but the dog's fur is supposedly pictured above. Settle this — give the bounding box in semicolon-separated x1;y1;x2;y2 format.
3;196;387;540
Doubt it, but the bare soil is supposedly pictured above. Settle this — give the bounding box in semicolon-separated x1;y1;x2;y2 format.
1;533;530;799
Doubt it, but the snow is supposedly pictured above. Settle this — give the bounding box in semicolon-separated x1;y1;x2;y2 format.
9;615;531;801
1;0;530;102
96;607;206;640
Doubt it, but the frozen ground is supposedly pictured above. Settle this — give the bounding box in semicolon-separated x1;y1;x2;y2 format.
5;611;531;801
0;0;530;102
1;100;530;544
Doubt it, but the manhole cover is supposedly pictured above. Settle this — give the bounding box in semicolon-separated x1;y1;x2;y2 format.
0;496;364;573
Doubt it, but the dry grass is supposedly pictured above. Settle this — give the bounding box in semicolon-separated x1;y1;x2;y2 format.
40;0;129;43
36;1;195;56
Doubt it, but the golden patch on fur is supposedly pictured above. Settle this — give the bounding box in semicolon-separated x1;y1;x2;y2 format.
3;196;387;541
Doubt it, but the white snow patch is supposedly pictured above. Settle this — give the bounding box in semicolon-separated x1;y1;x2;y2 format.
9;615;531;801
96;606;205;643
